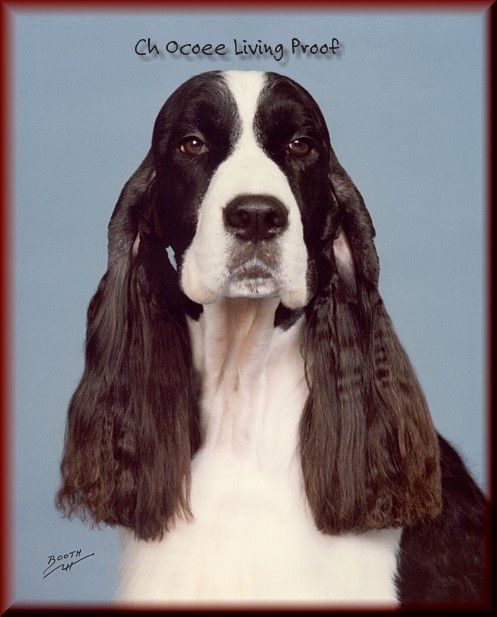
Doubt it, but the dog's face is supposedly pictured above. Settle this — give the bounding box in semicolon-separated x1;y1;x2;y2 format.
151;70;331;310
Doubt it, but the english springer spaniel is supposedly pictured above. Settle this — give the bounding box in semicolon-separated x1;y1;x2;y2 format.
57;70;486;606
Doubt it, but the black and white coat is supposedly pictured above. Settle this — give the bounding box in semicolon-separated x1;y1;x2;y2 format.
57;70;485;606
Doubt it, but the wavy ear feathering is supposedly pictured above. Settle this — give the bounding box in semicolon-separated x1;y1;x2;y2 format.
300;151;443;534
56;151;201;541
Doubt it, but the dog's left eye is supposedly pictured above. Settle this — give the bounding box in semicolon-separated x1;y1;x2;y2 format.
179;137;209;156
286;138;314;157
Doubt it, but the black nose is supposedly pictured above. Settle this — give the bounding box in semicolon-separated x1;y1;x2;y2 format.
223;195;289;241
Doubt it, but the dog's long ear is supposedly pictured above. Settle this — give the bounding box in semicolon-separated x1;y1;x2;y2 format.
56;151;200;541
301;153;442;533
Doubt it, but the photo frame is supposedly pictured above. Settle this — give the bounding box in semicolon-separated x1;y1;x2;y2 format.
3;0;491;610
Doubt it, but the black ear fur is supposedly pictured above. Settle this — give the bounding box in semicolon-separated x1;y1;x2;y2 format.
300;154;442;533
56;152;200;541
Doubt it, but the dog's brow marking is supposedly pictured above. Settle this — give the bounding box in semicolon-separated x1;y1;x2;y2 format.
223;70;266;146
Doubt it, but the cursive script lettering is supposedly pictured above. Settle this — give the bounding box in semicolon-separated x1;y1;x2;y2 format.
43;549;95;579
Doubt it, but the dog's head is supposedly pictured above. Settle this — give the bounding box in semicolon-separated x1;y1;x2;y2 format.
135;70;335;311
57;70;442;540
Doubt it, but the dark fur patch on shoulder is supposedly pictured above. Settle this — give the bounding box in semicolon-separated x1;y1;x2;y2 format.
397;435;487;603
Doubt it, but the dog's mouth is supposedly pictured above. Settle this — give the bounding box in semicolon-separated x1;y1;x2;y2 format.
229;240;280;270
180;233;308;309
226;247;280;299
231;260;274;281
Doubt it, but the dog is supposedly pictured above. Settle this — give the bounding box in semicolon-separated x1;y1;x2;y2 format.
56;70;486;605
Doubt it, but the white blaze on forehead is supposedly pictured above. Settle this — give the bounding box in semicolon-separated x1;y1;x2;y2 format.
222;70;266;142
180;70;309;309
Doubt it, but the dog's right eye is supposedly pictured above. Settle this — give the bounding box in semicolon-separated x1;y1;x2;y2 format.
179;137;209;156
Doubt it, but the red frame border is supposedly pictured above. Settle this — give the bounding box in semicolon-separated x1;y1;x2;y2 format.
1;0;493;613
1;0;495;10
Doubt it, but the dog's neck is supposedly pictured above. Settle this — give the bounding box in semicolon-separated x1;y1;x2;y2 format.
187;298;308;469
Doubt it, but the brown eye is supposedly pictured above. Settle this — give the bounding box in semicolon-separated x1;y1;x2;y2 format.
286;138;313;157
179;137;209;156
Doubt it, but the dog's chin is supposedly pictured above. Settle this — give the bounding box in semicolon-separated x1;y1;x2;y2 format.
225;277;279;300
181;276;308;310
226;276;308;310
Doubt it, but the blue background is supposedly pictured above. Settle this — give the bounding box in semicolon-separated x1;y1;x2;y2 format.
13;8;486;605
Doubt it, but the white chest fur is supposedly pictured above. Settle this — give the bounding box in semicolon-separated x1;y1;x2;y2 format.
117;299;401;606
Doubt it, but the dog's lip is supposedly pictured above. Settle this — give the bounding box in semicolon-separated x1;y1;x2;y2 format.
230;258;275;280
233;264;273;279
230;242;280;270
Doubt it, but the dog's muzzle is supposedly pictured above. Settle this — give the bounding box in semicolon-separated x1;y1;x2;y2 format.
223;194;288;297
